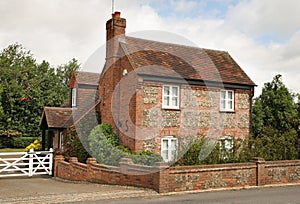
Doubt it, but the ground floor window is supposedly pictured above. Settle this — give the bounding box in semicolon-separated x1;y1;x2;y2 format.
219;136;233;159
161;136;178;162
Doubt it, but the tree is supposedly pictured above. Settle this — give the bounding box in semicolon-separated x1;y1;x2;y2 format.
0;43;80;140
295;94;300;158
252;75;298;135
251;74;299;160
57;58;80;88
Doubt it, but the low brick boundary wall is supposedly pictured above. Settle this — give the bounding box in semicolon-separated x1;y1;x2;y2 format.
54;156;300;193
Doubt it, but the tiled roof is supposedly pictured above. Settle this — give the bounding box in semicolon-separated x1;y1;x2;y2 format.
73;71;100;85
120;37;255;86
41;107;74;128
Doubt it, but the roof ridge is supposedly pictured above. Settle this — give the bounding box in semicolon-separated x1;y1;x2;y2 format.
74;70;100;75
125;36;228;53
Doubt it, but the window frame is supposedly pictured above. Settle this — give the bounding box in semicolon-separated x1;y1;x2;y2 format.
162;85;180;109
161;136;178;162
59;132;64;150
220;90;234;112
71;88;77;107
219;135;233;159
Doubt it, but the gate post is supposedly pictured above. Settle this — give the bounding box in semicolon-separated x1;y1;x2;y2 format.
28;149;34;177
49;148;54;175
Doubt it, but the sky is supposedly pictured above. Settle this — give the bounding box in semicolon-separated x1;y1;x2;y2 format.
1;0;300;97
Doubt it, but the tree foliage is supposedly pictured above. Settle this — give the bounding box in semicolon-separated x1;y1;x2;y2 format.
0;43;79;140
251;74;299;160
252;75;298;135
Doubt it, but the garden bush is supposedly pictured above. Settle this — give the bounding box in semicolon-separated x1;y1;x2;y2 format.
12;137;37;148
0;130;21;148
63;127;90;163
88;123;162;166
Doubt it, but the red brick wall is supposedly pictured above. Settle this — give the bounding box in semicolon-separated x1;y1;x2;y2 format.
99;49;136;149
54;156;300;193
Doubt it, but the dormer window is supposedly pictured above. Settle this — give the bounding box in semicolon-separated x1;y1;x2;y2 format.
71;88;77;107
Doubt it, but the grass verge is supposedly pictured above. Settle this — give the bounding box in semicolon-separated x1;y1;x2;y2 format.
0;148;25;153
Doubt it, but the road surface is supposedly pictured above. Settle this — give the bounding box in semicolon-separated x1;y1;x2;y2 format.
70;185;300;204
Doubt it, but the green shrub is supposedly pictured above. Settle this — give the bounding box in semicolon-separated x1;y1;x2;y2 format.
0;130;21;148
175;137;248;166
88;124;162;166
0;137;13;148
242;128;299;161
63;127;90;163
12;137;37;148
130;150;163;166
175;130;300;167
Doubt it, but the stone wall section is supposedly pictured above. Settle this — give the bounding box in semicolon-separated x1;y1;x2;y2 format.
54;156;300;193
136;84;253;152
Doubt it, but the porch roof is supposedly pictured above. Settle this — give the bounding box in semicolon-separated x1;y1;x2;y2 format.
40;107;74;129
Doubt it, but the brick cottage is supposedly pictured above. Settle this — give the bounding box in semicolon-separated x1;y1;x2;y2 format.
99;12;255;162
41;12;255;162
44;12;300;193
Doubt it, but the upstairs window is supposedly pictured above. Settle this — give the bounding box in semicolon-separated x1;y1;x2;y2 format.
162;85;179;109
161;136;178;162
71;88;77;107
220;90;234;111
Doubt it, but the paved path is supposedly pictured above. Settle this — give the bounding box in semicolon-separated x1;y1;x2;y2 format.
0;176;158;203
1;176;299;203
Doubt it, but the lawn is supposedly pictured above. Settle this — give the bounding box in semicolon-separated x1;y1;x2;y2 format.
0;148;25;153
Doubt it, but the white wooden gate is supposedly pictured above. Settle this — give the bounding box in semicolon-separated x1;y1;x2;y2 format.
0;148;53;177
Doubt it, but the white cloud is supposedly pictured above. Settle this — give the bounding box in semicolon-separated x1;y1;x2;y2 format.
227;0;300;38
0;0;110;66
0;0;300;97
171;0;198;12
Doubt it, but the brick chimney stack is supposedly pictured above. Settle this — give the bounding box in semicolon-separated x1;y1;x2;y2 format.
106;11;126;65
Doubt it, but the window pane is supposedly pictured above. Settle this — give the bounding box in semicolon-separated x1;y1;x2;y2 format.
221;91;226;100
72;88;76;107
162;150;168;161
228;100;233;109
221;100;226;109
172;87;178;97
172;97;178;107
164;96;169;106
228;91;233;99
224;139;232;150
164;86;170;95
162;140;168;150
170;139;177;150
170;150;176;161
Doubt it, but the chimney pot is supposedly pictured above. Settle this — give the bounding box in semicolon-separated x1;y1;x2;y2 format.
113;11;121;18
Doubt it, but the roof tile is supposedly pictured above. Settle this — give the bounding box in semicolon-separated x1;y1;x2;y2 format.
121;37;255;86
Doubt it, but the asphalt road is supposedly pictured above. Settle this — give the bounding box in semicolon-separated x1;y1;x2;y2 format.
70;185;300;204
